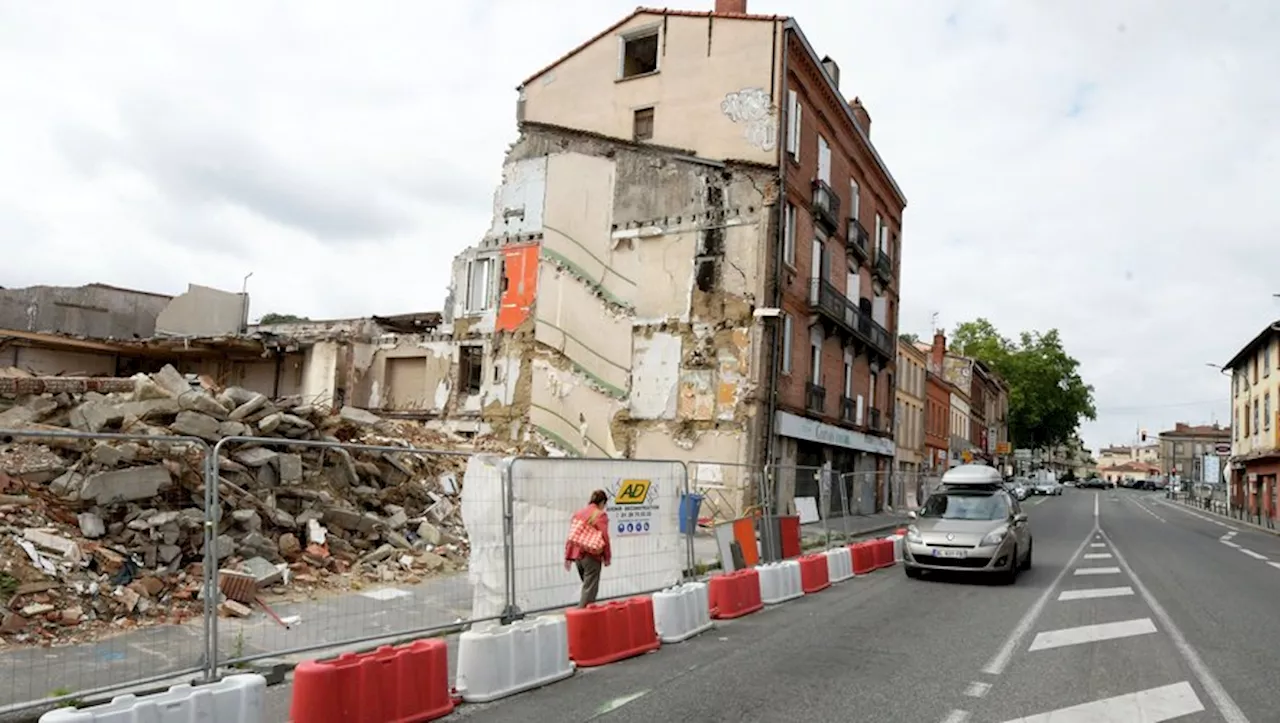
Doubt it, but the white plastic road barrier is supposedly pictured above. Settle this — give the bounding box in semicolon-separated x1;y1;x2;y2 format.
756;560;803;605
823;546;854;583
888;534;904;562
39;674;266;723
653;582;714;643
455;615;576;703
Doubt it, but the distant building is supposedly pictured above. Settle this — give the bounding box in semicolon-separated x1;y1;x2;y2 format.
1098;444;1160;470
1223;321;1279;520
895;339;927;476
924;369;951;473
1158;423;1230;483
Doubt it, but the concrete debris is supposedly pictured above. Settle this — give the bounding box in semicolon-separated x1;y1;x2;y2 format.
0;364;539;646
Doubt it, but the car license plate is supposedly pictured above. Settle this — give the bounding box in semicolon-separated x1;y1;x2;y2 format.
932;549;966;559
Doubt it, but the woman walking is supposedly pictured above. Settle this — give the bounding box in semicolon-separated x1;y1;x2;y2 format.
564;489;612;607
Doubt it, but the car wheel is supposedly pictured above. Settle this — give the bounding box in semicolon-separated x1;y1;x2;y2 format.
1020;540;1033;570
905;566;922;579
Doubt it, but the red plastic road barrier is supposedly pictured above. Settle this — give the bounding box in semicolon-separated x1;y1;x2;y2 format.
873;538;895;569
566;596;662;667
798;553;831;594
290;639;454;723
708;569;764;620
850;542;874;575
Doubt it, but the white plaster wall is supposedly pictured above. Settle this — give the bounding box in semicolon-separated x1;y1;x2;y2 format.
533;262;631;397
615;228;699;322
540;153;635;309
630;332;681;420
487;157;547;239
155;284;246;336
484;351;521;408
529;359;623;458
302;341;339;409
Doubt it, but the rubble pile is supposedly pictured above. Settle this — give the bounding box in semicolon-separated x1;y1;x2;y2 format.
0;365;532;644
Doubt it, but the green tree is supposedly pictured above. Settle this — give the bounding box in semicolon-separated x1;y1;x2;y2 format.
951;318;1097;450
258;313;311;324
899;333;920;344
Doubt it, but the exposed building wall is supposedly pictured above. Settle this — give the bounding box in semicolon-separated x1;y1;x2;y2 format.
0;283;172;338
443;124;772;463
519;12;782;166
155;284;248;337
6;345;117;377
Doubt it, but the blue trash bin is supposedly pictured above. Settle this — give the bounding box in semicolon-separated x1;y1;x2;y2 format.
679;493;704;535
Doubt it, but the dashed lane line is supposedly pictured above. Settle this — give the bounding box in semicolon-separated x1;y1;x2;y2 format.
1073;566;1121;576
1240;548;1268;560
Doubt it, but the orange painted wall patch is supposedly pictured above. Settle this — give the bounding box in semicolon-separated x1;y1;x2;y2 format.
496;243;539;332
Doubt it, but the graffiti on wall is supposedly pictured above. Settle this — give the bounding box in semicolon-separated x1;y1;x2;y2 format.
720;87;777;152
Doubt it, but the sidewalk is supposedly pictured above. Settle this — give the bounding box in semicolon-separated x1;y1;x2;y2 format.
1167;495;1279;536
689;511;911;570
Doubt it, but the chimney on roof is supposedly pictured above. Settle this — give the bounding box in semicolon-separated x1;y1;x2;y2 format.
931;330;946;374
715;0;747;13
821;55;840;89
850;97;872;137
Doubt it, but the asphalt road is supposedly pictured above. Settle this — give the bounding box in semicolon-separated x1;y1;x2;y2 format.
253;489;1278;722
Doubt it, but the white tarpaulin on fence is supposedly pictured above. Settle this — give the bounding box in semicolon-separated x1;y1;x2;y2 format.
462;455;685;620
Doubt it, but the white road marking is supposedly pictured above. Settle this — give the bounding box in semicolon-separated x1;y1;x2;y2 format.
1154;499;1237;530
596;690;649;714
1058;586;1134;601
1094;492;1099;518
1028;618;1157;652
999;681;1204;723
1089;542;1106;548
1130;498;1165;522
981;528;1097;675
940;710;971;723
1269;562;1280;571
1222;541;1241;548
1099;530;1250;722
1082;552;1113;559
1240;548;1268;560
358;588;412;601
963;681;991;698
1073;566;1121;576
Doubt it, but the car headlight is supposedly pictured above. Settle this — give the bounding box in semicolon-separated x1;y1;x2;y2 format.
981;527;1008;546
906;525;922;543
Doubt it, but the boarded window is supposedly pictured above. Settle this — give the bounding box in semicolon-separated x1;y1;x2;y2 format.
633;107;654;141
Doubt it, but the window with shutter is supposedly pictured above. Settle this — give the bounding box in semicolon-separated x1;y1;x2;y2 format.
787;90;801;159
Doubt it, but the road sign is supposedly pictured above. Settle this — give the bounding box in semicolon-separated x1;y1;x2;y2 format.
1214;443;1231;455
996;442;1012;455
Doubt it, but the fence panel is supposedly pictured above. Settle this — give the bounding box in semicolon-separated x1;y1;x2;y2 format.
685;460;761;525
498;457;690;618
207;436;482;678
0;428;213;716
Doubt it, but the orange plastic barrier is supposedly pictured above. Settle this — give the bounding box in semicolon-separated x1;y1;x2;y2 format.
708;569;764;620
850;541;875;575
290;639;454;723
778;516;802;559
566;597;662;667
798;553;831;594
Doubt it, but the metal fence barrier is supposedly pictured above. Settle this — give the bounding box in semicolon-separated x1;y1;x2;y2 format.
0;429;213;716
205;436;480;681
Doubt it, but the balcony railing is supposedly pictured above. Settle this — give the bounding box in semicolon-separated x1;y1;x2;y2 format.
847;218;870;263
874;252;893;283
811;179;840;234
806;382;827;414
807;278;894;361
840;396;856;424
869;407;882;432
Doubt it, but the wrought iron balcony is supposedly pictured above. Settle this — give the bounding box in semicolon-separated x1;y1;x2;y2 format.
806;381;827;414
811;179;840;235
840;396;856;424
807;278;894;361
874;251;893;283
847;218;870;263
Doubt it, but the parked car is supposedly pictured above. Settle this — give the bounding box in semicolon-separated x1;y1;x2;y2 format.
904;464;1032;584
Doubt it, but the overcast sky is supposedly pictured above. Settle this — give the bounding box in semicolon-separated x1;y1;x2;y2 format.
2;1;1277;454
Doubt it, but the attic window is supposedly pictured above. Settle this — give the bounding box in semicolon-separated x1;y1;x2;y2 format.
633;107;654;141
619;29;659;79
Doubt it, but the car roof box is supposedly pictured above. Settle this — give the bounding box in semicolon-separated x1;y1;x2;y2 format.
940;464;1004;489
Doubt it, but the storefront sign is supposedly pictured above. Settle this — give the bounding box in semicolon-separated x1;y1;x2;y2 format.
774;411;895;456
